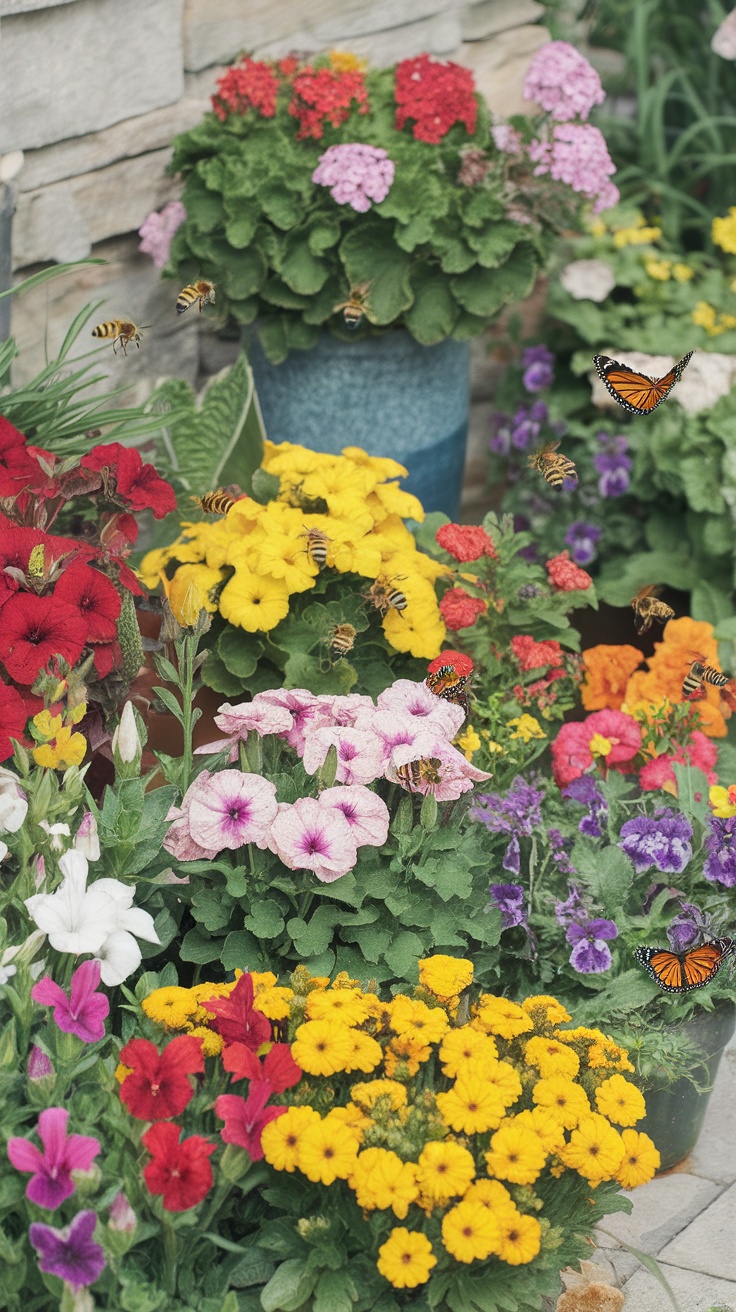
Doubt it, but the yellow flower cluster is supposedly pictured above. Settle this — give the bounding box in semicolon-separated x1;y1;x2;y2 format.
644;258;694;283
142;970;294;1057
507;714;546;743
611;223;662;248
140;442;448;660
691;300;736;336
712;207;736;254
31;704;87;771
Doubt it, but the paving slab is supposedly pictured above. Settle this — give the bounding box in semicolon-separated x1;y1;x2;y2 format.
680;1043;736;1186
656;1182;736;1282
595;1173;722;1253
620;1262;736;1311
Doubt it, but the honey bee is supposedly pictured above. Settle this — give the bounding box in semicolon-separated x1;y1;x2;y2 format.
300;527;331;570
333;282;374;329
682;658;729;701
395;756;442;792
328;623;357;662
192;490;237;516
176;279;216;316
528;440;578;489
92;319;147;355
364;576;408;616
630;584;675;636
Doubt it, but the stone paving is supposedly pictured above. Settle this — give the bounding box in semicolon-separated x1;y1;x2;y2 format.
588;1028;736;1310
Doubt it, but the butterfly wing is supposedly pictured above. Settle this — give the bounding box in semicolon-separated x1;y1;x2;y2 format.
593;351;694;415
635;946;686;992
636;939;733;992
681;940;732;989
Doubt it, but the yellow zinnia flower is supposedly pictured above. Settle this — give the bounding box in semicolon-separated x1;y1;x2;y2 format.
297;1118;359;1185
561;1113;625;1181
507;714;546;743
418;954;474;1001
522;995;571;1026
376;1228;437;1289
415;1140;476;1204
532;1077;590;1129
390;997;450;1044
494;1209;542;1265
463;1178;516;1215
470;1057;522;1111
594;1074;647;1126
436;1073;506;1135
306;988;373;1026
218;569;290;632
261;1106;322;1173
329;1104;372;1137
441;1199;500;1263
439;1027;497;1078
616;1128;660;1188
291;1019;355;1076
473;995;534;1040
485;1123;547;1185
343;1030;384;1075
142;986;198;1029
384;1034;433;1077
350;1079;408;1112
713;207;736;253
250;985;294;1021
524;1035;580;1080
349;1148;419;1218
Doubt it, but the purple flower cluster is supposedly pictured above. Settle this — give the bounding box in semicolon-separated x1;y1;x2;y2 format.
524;41;606;122
618;810;694;875
703;814;736;887
522;344;555;393
555;882;587;927
312;143;395;212
472;776;544;835
529;123;619;213
567;917;618;974
564;521;602;567
489;401;548;455
594;434;632;498
667;901;712;953
138;201;187;270
563;773;608;837
488;883;526;929
548;827;577;876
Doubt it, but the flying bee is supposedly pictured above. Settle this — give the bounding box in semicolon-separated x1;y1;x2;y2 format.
328;623;356;662
631;584;675;636
395;756;442;792
300;527;331;570
682;658;728;701
92;318;148;355
365;576;408;616
192;489;237;516
176;279;216;316
333;282;374;329
528;440;578;489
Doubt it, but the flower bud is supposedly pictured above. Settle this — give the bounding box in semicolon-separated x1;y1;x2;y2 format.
70;1163;102;1196
74;812;100;861
27;1044;54;1080
112;702;143;779
219;1142;252;1183
108;1191;137;1234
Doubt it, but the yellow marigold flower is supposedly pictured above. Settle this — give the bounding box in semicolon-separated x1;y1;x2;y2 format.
251;971;277;990
456;724;481;760
524;1035;580;1080
251;985;293;1021
587;1040;635;1073
439;1028;497;1078
474;1058;523;1110
532;1077;590;1129
594;1074;646;1126
306;987;373;1026
554;1025;607;1045
187;1025;223;1057
350;1147;419;1219
291;1019;355;1076
329;49;368;73
522;995;571;1026
692;301;721;334
297;1117;359;1185
709;784;736;818
261;1105;321;1173
416;1140;476;1204
418;954;474;1000
644;258;671;281
350;1079;408;1111
115;1063;132;1084
329;1104;372;1137
190;980;232;1022
463;1178;516;1215
442;1199;501;1263
495;1209;542;1265
390;997;450;1044
616;1128;660;1189
33;726;87;770
142;986;198;1029
344;1030;384;1075
561;1113;625;1181
485;1123;547;1185
376;1228;437;1290
525;1106;566;1153
384;1034;433;1078
473;995;534;1040
507;714;546;743
713;207;736;253
612;225;661;247
672;262;694;282
436;1074;506;1135
218;568;290;632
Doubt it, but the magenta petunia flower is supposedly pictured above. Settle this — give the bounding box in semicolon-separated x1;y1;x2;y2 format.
301;726;385;787
375;679;465;738
268;797;358;882
29;1209;106;1290
312;143;395;212
7;1108;101;1210
195;697;294;759
215;1083;286;1161
31;959;109;1044
319;785;390;848
186;770;278;852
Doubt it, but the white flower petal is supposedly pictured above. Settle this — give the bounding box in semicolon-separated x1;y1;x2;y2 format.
96;931;142;986
117;905;160;945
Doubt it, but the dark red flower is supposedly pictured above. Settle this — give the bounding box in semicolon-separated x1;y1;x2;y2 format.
0;418;43;497
54;565;121;644
439;586;487;630
435;523;496;562
0;595;86;684
81;443;176;518
142;1121;214;1212
0;681;32;760
395;55;477;144
288;66;368;140
200;974;271;1052
215;1084;286;1161
91;640;122;678
118;1035;205;1120
222;1041;302;1093
212;55;280;121
427;651;474;679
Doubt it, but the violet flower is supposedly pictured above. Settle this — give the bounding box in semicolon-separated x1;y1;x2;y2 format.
594;447;632;498
302;726;385;787
667;902;711;953
529;123;619;213
563;772;608;837
502;833;521;875
567;918;618;973
554;882;587;927
488;883;526;929
524;41;605;122
703;814;736;887
29;1210;106;1290
522;345;554;393
548;828;577;876
565;521;602;567
7;1108;100;1209
471;776;544;835
27;1046;54;1081
31;959;109;1044
618;810;693;875
319;785;390;848
312;143;395;212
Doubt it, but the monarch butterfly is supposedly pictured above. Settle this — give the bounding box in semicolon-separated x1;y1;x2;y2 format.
635;938;735;993
593;351;694;415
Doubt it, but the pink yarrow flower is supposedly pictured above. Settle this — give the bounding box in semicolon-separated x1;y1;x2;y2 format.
186;770;278;852
31;959;109;1044
138;201;187;269
386;740;491;801
319;785;390;847
7;1107;101;1210
312;143;395;212
268;797;358;882
195;697;294;759
529;123;619;213
523;41;605;121
301;726;385;786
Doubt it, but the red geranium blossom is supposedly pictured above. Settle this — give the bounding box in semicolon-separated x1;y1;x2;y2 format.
212;55;280;121
395;55;477;144
0;595;86;684
545;551;593;592
142;1121;214;1212
200;973;271;1052
552;709;642;787
0;682;33;760
81;443;176;519
435;523;496;562
54;564;121;644
439;586;487;630
511;634;564;672
639;730;719;793
118;1035;205;1120
288;65;368;140
427;651;474;679
215;1084;286;1161
223;1040;302;1092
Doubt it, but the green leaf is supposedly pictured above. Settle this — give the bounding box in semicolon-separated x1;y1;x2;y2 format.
383;930;426;978
223;248;268;300
217;628;263;679
284;651;358;694
467;222;525;269
229;1247;277;1288
261;1260;318;1312
450;246;537;318
287;905;344;957
571;843;633;916
260;185;305;230
314;1270;357;1312
279;231;330;296
596;549;697;606
200;653;245;696
0;258;107;302
339;224;414;324
153;685;184;722
222;929;269;972
404;265;460;345
179;928;222;964
244;898;286;938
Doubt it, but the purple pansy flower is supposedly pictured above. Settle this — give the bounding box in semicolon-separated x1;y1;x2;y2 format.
29;1210;106;1290
488;883;526;929
7;1108;100;1209
567;918;618;973
667;902;712;953
563;773;608;837
565;521;602;567
522;344;555;393
594;435;632;498
703;814;736;887
619;810;693;875
31;959;109;1044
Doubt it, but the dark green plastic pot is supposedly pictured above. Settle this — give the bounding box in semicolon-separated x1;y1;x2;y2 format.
638;1001;736;1172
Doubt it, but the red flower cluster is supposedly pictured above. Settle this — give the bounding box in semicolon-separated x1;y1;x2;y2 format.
395;55;477;144
511;634;564;672
435;522;496;563
428;650;474;679
212;55;280;123
216;1041;301;1161
0;682;38;760
0;419;55;499
142;1122;215;1213
440;586;487;630
639;730;718;792
545;551;593;593
288;66;368;140
200;973;271;1051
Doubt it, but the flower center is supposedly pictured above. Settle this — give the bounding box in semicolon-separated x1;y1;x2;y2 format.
151;1083;160;1095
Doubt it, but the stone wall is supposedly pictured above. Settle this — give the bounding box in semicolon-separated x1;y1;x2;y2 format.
1;0;550;409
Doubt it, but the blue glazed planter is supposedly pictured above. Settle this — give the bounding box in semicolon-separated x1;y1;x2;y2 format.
248;329;471;520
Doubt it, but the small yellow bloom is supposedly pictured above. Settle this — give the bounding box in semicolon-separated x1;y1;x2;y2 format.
524;1035;580;1080
589;732;612;758
594;1074;647;1126
473;1058;523;1110
441;1198;500;1263
709;783;736;818
436;1073;506;1135
418;955;474;1001
115;1063;133;1084
291;1020;355;1076
32;710;63;741
349;1147;419;1218
261;1105;322;1173
297;1117;359;1185
494;1209;542;1265
507;714;545;743
187;1025;223;1057
33;726;87;770
532;1076;590;1129
473;994;534;1040
588;217;607;238
415;1140;476;1204
390;996;450;1044
142;986;198;1029
463;1178;516;1216
350;1079;408;1111
713;207;736;253
439;1027;497;1078
522;995;572;1026
456;724;481;760
376;1228;437;1290
616;1128;660;1188
561;1112;625;1182
218;568;290;632
612;224;661;248
251;985;294;1021
485;1123;547;1185
644;258;671;281
672;262;694;282
343;1029;383;1075
328;49;367;73
306;987;373;1026
692;301;721;335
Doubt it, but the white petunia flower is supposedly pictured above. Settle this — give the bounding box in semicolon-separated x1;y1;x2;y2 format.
39;821;72;852
0;768;28;833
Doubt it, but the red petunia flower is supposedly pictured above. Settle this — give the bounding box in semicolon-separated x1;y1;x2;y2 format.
427;651;474;679
200;973;271;1052
511;634;564;672
395;54;477;144
435;523;496;563
118;1035;205;1120
54;564;121;644
288;66;368;140
212;55;280;121
0;681;33;760
142;1121;215;1212
639;730;719;793
0;418;45;497
545;551;593;593
222;1040;302;1093
0;595;86;684
91;639;122;678
215;1084;286;1162
439;586;487;630
81;443;176;519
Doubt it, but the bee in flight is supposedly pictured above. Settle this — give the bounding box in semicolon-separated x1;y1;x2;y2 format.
682;657;729;701
92;319;148;355
191;489;238;516
300;527;331;570
630;584;675;636
333;282;374;329
528;440;578;489
364;576;408;616
328;623;356;662
177;279;216;316
395;757;442;793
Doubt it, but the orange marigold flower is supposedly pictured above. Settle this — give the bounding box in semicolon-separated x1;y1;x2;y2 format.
581;644;643;711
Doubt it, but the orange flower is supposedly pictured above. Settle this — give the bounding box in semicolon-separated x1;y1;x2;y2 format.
581;645;643;711
621;616;727;738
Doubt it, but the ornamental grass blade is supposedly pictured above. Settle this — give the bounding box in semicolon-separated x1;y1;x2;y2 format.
596;1231;682;1312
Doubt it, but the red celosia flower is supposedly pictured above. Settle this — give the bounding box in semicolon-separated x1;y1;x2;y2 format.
200;974;271;1052
427;651;474;679
511;634;564;672
439;587;487;630
0;595;86;684
223;1041;302;1093
288;66;368;140
0;681;33;760
81;443;176;519
552;710;642;787
53;565;121;644
545;551;592;592
118;1035;205;1120
435;523;496;562
215;1084;287;1161
212;55;280;122
142;1121;215;1212
395;54;477;144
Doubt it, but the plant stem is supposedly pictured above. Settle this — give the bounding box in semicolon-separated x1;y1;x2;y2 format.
162;1218;179;1295
180;634;196;790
